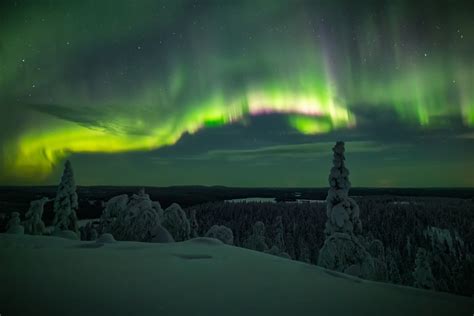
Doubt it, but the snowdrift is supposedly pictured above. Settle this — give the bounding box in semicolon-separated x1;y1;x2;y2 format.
0;234;472;316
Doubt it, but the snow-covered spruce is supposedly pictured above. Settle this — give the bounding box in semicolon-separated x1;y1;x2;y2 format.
318;232;374;278
52;160;79;234
205;225;234;245
24;197;48;235
318;141;374;279
243;221;268;252
323;141;361;236
272;215;285;251
413;247;435;290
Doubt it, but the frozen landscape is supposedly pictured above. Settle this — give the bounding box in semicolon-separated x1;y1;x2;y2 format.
0;141;473;316
1;0;474;315
1;233;473;316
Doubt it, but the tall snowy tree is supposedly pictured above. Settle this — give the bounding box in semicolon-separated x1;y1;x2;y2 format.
323;141;361;236
24;197;48;235
318;141;374;279
413;248;435;290
53;160;79;233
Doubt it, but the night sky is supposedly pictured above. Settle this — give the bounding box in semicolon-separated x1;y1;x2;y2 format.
0;0;473;187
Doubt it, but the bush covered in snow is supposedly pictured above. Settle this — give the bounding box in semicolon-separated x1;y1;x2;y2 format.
150;224;175;243
96;233;116;243
205;225;234;245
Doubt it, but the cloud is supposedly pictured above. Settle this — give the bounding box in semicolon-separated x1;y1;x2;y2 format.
151;141;412;163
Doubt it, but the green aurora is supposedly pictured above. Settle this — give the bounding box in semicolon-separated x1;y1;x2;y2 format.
0;0;473;186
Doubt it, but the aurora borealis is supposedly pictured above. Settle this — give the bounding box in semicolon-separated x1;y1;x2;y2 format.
0;0;473;187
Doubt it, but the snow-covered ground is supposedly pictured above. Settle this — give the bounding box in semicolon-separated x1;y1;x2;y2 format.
0;234;472;316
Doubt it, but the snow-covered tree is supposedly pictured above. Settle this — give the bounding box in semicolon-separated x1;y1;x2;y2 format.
424;226;464;261
413;248;435;290
53;160;79;233
406;236;412;258
272;215;285;251
323;141;361;236
110;189;162;241
318;233;374;278
98;194;129;234
386;249;402;284
100;189;171;242
367;238;387;281
189;209;199;238
318;141;374;279
6;212;24;234
80;222;98;241
151;200;164;220
162;203;190;241
205;225;234;245
24;197;48;235
298;237;311;263
243;221;268;252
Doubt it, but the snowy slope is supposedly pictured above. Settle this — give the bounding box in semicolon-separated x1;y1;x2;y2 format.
0;234;472;316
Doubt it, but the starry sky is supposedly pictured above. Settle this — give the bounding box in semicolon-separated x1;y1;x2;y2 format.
0;0;473;187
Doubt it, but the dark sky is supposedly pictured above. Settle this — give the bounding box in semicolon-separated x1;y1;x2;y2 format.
0;0;473;187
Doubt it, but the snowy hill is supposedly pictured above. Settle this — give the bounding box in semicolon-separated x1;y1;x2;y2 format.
0;234;472;316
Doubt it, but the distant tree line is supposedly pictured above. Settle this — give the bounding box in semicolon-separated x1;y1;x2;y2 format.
186;196;473;296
